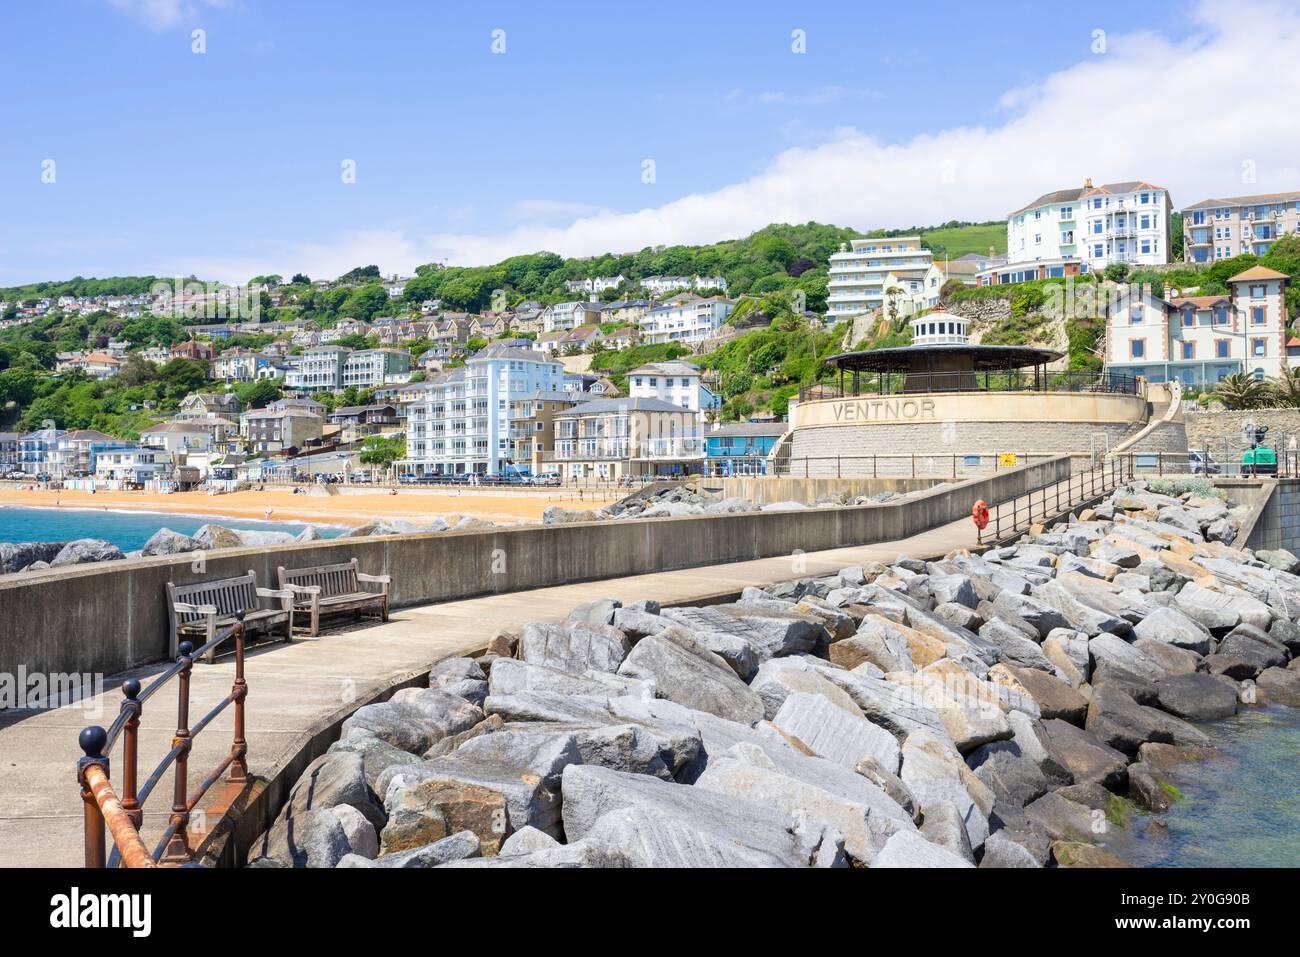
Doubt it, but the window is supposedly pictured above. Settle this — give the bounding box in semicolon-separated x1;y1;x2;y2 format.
1131;305;1143;324
1252;337;1267;358
1252;306;1266;324
1181;341;1194;360
1140;215;1151;229
1215;306;1229;325
1130;339;1145;359
1181;311;1194;327
1216;339;1230;358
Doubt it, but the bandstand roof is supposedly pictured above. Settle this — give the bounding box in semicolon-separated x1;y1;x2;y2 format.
823;343;1061;374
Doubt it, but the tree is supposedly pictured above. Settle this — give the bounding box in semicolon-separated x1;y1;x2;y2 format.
1270;365;1300;408
291;273;311;285
358;435;404;468
1103;263;1130;282
1213;372;1272;410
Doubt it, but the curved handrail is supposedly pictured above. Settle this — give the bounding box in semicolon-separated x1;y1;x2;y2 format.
79;615;250;868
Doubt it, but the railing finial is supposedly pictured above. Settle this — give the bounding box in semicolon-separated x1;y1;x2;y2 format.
79;725;107;760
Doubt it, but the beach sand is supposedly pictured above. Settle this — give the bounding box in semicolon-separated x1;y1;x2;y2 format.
0;484;621;528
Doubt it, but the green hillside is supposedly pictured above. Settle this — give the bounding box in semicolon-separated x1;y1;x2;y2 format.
918;223;1006;260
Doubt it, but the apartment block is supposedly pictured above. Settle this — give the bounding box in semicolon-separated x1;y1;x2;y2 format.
343;348;411;389
1182;192;1300;263
827;237;943;319
641;296;735;346
1103;266;1292;386
403;345;563;476
286;345;351;391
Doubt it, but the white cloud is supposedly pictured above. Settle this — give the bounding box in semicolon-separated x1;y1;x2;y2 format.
107;0;228;31
176;0;1300;281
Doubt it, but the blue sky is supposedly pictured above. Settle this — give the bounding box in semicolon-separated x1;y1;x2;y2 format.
2;0;1293;285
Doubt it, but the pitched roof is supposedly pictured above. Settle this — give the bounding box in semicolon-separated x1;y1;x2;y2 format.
1228;265;1290;283
1183;190;1300;211
629;361;702;376
555;397;690;416
709;422;787;437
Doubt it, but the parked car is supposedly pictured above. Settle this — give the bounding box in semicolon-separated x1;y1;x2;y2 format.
530;472;561;486
1188;449;1221;475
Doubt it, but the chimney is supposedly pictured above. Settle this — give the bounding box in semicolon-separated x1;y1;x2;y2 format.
1084;177;1093;189
1163;283;1172;300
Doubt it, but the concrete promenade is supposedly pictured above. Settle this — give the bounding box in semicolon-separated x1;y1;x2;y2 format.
0;468;1107;868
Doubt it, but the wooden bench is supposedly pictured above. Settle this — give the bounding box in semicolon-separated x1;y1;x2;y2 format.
277;558;390;636
166;570;294;663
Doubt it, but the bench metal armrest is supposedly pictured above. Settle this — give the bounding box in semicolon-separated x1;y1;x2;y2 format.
173;602;218;616
355;573;390;586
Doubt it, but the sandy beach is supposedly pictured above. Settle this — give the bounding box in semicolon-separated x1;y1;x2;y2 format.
0;484;621;528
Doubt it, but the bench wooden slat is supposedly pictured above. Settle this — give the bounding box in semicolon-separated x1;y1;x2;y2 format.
277;558;389;636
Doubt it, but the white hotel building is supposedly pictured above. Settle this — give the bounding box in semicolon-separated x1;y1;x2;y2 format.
987;179;1172;285
641;297;735;346
403;344;563;476
826;237;943;320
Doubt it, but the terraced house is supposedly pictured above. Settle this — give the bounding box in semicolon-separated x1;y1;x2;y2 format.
1181;191;1300;263
1102;266;1292;386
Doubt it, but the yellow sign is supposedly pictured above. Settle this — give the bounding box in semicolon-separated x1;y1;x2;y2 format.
998;453;1018;467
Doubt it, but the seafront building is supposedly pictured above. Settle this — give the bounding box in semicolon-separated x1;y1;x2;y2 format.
1102;266;1293;386
626;361;718;414
403;345;564;476
703;421;787;476
982;178;1172;285
826;237;944;320
550;397;704;481
1181;191;1300;263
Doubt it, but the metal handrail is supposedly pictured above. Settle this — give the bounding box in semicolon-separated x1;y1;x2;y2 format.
78;615;249;868
978;454;1134;545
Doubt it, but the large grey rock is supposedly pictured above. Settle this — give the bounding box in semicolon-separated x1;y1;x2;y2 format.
341;690;483;756
1172;581;1243;631
980;829;1044;868
873;828;974;868
519;621;630;674
653;623;758;682
339;830;480;868
0;540;68;573
560;764;845;867
750;657;864;720
1132;606;1213;655
661;604;822;661
782;666;949;744
328;731;433;793
695;742;911;863
567;597;621;626
979;619;1055;672
830;617;915;673
1023;792;1107;844
1085;684;1174;756
281;750;385;831
967;743;1059;807
618;634;764;724
504;721;673;779
930;574;979;610
1217;626;1289;674
331;803;378;859
1032;581;1130;637
992;591;1069;639
192;523;243;550
1088;633;1168;685
487;658;651;699
772;692;901;774
141;527;202;557
1035;718;1129;789
919;799;976;864
899;731;991;850
1155;672;1238;721
253;806;353;868
49;539;124;567
498;825;560;857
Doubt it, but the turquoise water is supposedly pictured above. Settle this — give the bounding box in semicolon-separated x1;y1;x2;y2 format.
0;506;343;553
1124;706;1300;867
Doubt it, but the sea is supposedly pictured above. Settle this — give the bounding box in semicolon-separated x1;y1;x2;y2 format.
1123;705;1300;867
0;505;344;553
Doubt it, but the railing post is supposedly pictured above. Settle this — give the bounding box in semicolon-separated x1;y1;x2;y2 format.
119;679;143;830
161;641;195;865
78;726;108;869
229;617;249;784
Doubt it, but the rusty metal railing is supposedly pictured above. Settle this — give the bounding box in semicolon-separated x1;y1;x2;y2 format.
978;454;1135;546
77;615;249;868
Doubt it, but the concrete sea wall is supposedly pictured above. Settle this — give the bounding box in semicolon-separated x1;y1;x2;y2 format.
0;457;1071;682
